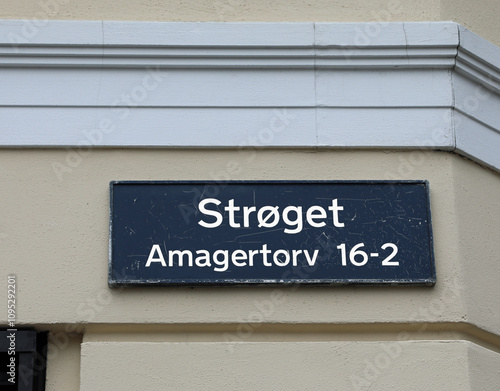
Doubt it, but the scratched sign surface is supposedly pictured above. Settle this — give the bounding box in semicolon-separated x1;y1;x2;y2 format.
109;181;435;286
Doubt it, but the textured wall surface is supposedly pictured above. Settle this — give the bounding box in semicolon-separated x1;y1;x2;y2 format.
0;150;464;325
1;150;499;331
0;0;499;45
79;339;500;390
1;149;499;390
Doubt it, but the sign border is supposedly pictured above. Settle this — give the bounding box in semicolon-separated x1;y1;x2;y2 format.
108;180;436;287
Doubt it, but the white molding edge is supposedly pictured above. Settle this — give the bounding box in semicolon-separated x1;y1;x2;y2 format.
0;21;499;172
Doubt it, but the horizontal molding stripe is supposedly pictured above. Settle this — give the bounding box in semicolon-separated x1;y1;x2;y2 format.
0;20;498;172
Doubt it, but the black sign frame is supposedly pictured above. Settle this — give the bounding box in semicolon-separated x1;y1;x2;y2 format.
109;180;436;287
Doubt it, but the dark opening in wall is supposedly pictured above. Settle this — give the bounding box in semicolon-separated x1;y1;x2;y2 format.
0;330;47;391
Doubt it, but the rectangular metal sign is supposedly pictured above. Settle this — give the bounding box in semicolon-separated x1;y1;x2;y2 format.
109;181;435;286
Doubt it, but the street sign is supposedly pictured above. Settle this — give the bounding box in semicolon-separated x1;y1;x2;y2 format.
109;181;435;286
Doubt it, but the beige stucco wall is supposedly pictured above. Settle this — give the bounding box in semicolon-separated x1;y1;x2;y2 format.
80;340;480;390
1;0;499;46
440;0;500;47
0;149;498;331
1;149;499;389
45;334;81;391
453;156;500;336
0;150;461;325
83;339;500;390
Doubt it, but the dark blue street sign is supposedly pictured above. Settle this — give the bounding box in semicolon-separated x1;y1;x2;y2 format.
109;181;435;286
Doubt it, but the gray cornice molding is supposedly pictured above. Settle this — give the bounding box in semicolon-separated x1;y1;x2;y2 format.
0;21;498;172
0;21;459;69
456;26;500;94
